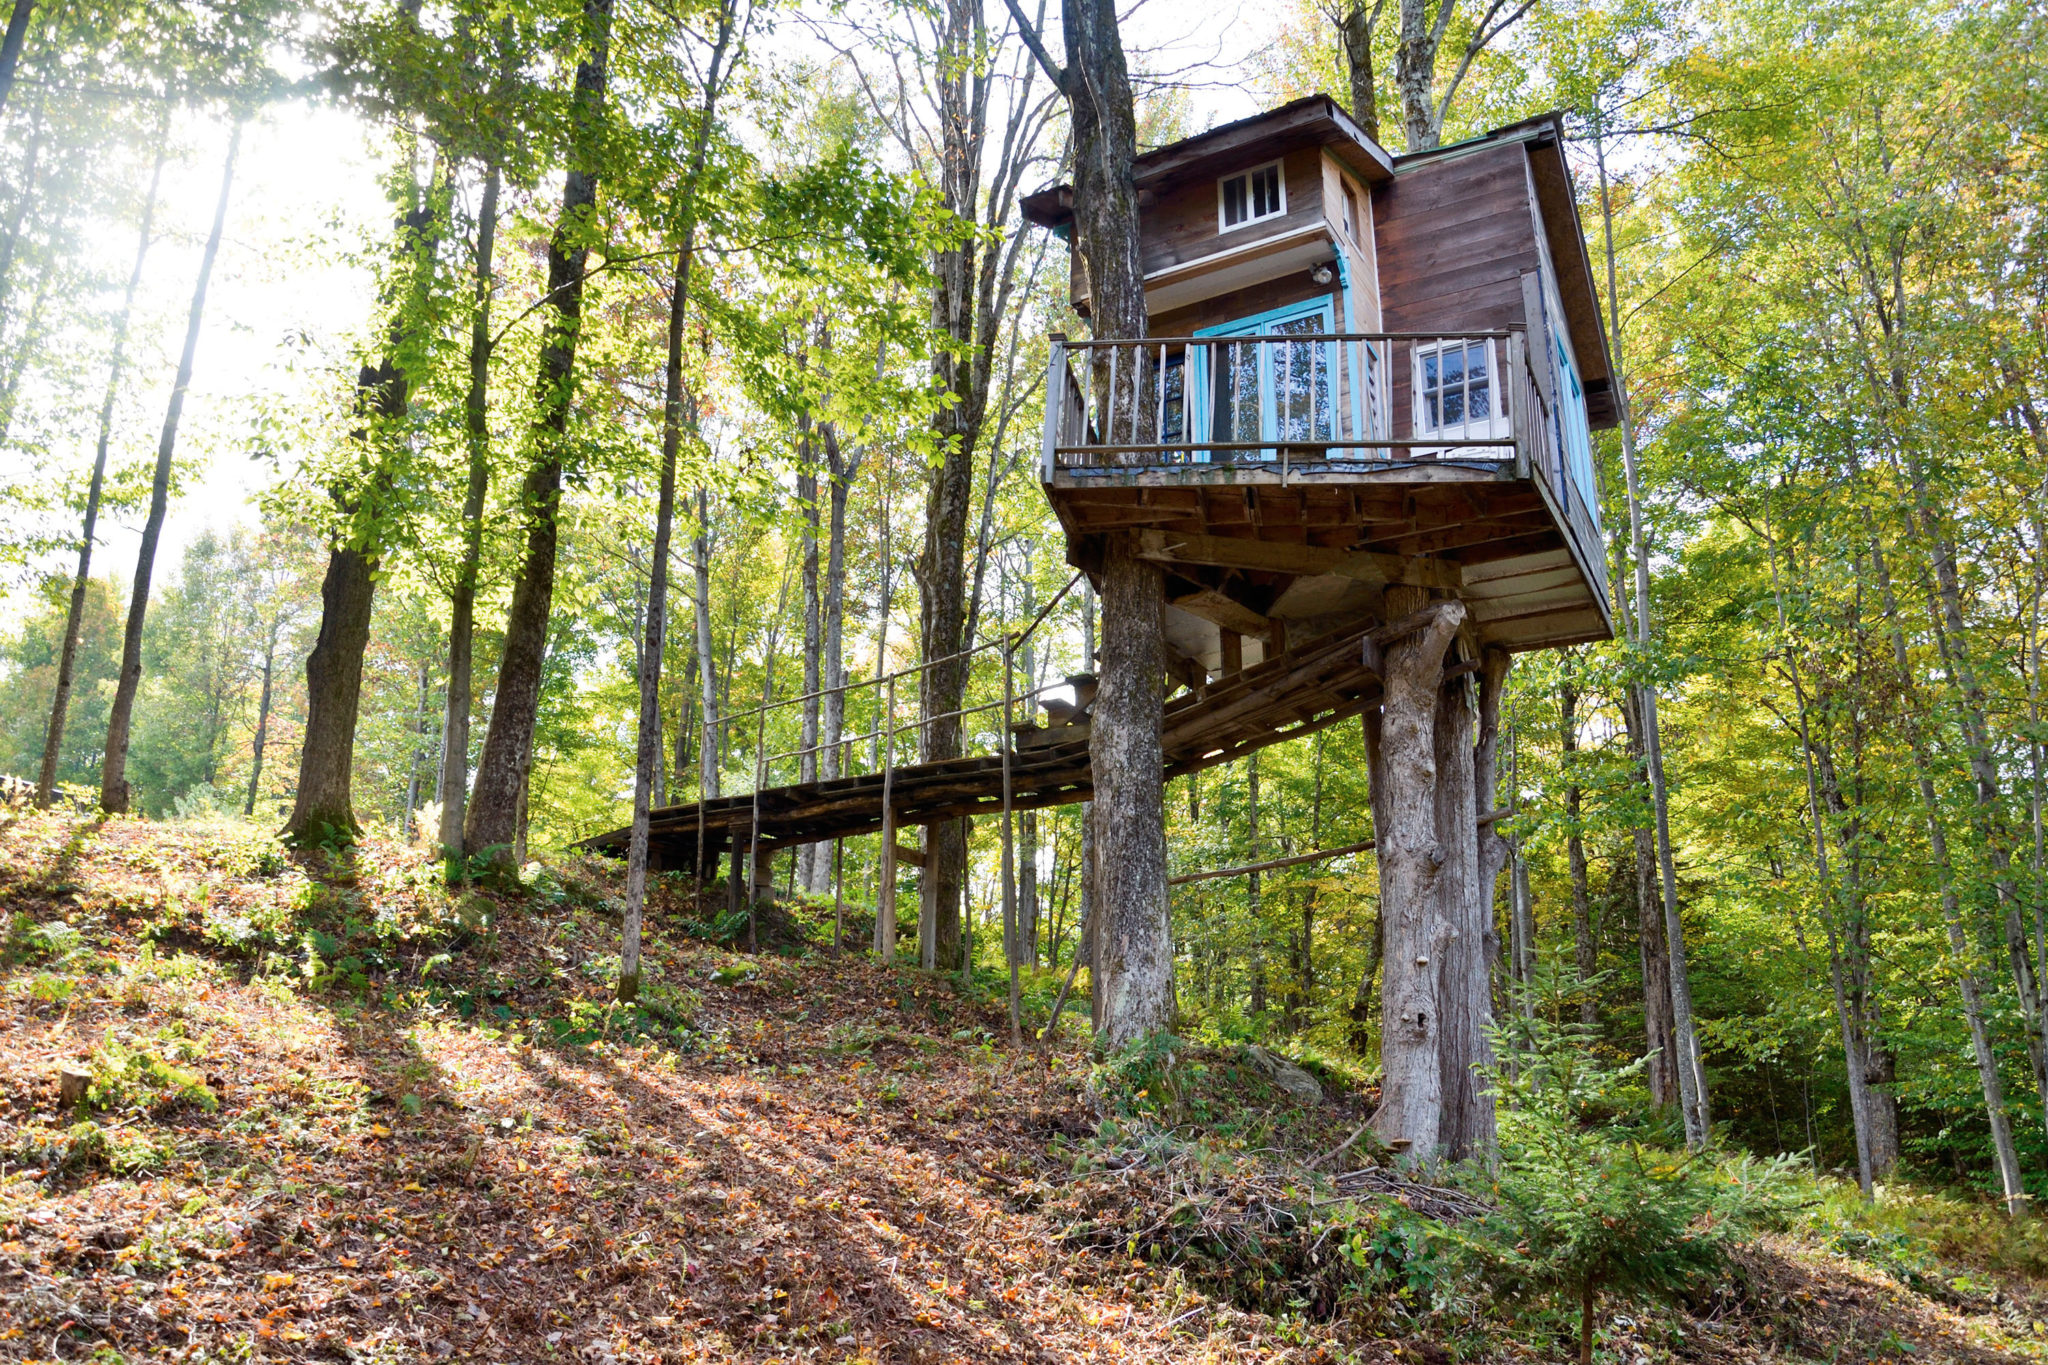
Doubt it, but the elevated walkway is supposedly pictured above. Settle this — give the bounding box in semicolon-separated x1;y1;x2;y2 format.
582;616;1392;874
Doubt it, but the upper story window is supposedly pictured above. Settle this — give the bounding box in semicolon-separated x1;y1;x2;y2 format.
1219;161;1286;232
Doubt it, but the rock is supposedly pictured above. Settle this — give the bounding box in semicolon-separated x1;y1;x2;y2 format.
1243;1046;1323;1105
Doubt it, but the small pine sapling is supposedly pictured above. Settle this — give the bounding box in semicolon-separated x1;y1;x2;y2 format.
1478;961;1797;1364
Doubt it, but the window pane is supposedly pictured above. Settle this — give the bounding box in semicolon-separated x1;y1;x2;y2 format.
1162;356;1185;444
1212;338;1260;445
1270;315;1331;441
1253;165;1279;217
1466;342;1491;421
1223;177;1245;226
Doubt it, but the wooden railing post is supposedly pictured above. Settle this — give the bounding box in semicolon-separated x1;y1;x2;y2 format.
1040;335;1066;481
1508;331;1531;481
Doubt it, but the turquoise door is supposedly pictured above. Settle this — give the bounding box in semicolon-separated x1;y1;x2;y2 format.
1193;301;1337;459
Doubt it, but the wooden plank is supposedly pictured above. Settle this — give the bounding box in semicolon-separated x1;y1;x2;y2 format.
1169;587;1274;640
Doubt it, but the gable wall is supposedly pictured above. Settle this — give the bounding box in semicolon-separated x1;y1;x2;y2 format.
1374;141;1542;436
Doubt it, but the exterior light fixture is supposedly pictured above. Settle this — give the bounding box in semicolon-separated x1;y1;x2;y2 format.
1310;262;1335;285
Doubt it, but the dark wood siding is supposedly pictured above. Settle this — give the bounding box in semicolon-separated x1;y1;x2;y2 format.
1148;268;1341;337
1071;145;1333;307
1141;146;1326;279
1374;142;1540;437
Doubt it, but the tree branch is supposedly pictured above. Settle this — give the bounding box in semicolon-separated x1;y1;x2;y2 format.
1000;0;1066;91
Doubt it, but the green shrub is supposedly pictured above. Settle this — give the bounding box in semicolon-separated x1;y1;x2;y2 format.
1087;1030;1185;1122
89;1030;218;1115
10;1119;176;1177
4;913;83;966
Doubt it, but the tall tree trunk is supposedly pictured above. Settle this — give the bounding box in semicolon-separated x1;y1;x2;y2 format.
287;149;445;844
820;422;858;784
1622;691;1678;1107
797;399;825;894
438;160;500;853
1594;130;1707;1145
1248;751;1265;1020
693;487;720;801
1091;541;1173;1045
402;658;432;837
244;636;276;817
621;0;733;1001
1431;647;1486;1158
1895;476;2048;1114
913;0;992;971
0;0;30;116
1446;646;1510;1154
101;122;239;815
38;123;164;806
1371;588;1465;1159
1560;660;1598;1026
1336;0;1384;141
1393;0;1447;151
1023;0;1168;1047
465;0;613;868
1017;560;1040;962
1869;532;2025;1210
1814;724;1899;1176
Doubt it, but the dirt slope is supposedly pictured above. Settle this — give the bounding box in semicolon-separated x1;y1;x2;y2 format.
2;809;2042;1364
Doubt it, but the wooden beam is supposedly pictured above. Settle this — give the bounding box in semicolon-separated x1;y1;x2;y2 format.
1169;836;1377;887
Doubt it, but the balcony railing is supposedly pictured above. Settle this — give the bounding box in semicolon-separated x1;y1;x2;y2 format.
1040;330;1603;567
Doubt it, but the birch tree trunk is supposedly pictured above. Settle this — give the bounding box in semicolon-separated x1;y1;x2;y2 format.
1595;131;1706;1145
102;123;239;815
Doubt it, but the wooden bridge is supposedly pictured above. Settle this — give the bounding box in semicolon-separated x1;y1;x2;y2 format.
582;614;1404;876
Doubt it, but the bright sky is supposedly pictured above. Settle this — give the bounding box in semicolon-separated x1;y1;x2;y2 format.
73;1;1284;597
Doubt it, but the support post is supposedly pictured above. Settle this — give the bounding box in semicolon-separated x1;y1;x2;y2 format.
875;675;898;962
748;699;768;953
1371;585;1466;1163
1002;634;1022;1045
833;836;845;955
695;717;711;888
920;826;938;970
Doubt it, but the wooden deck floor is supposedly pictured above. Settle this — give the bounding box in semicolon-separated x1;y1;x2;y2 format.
582;617;1393;872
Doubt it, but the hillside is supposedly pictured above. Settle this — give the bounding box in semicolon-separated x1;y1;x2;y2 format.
2;810;2045;1364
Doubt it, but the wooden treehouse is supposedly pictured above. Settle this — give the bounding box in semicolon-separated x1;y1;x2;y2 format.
589;99;1615;940
1021;96;1615;669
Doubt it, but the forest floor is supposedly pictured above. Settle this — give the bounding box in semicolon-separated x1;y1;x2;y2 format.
0;809;2044;1364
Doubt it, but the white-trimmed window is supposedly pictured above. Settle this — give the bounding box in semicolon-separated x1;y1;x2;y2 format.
1218;160;1286;232
1414;338;1510;440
